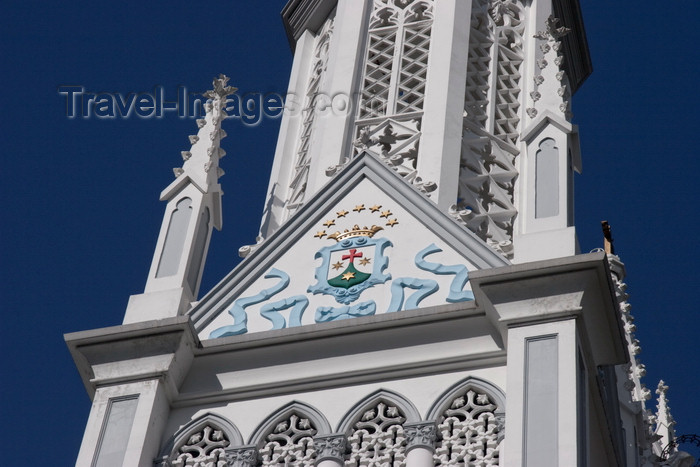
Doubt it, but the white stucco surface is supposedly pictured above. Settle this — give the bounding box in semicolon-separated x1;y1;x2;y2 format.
200;178;481;339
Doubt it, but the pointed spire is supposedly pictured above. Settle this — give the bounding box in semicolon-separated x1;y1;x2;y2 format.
170;74;235;195
123;74;235;324
654;380;677;457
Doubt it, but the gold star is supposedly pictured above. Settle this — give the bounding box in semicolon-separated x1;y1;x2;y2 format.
336;209;349;218
358;257;371;266
323;219;335;227
370;204;382;212
332;261;344;270
386;218;399;227
353;204;366;212
341;271;356;281
314;230;327;238
380;210;393;218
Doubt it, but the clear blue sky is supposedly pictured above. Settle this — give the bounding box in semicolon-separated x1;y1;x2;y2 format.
1;1;698;464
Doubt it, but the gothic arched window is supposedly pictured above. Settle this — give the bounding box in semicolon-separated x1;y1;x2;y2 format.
427;377;506;466
249;401;332;466
157;413;242;467
338;389;421;466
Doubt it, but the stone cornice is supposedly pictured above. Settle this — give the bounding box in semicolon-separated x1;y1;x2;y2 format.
552;0;592;93
64;316;199;399
281;0;337;51
470;251;628;366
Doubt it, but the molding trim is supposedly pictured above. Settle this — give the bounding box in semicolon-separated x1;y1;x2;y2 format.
552;0;592;93
281;0;338;50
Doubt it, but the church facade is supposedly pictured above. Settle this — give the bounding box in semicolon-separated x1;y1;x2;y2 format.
66;1;689;466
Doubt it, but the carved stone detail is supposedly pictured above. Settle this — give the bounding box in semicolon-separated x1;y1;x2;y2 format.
433;389;502;465
345;402;407;466
169;424;230;467
224;446;258;467
285;15;334;218
314;434;348;463
349;0;435;196
456;0;524;250
453;133;517;257
259;413;318;466
606;254;658;462
404;421;437;453
527;15;572;120
353;118;436;196
238;235;264;259
608;255;652;404
463;0;524;146
174;74;234;182
360;0;434;119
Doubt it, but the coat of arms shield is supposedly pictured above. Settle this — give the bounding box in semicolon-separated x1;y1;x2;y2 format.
308;226;392;305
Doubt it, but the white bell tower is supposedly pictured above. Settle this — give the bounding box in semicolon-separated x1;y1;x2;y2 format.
66;4;691;467
256;0;591;264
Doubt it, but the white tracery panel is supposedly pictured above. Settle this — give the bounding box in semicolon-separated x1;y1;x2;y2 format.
259;413;318;466
452;135;517;256
463;0;524;144
285;15;334;218
463;0;494;130
350;0;434;194
345;401;408;466
169;424;230;467
455;0;524;255
433;388;503;466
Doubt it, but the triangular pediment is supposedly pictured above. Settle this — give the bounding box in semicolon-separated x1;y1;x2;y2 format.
190;152;509;339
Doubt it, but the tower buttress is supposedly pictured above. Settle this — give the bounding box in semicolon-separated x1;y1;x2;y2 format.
123;75;235;324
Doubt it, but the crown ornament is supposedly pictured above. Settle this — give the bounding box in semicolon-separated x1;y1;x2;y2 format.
327;225;384;242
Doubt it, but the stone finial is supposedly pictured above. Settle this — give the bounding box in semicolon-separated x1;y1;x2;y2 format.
655;380;676;431
203;74;237;100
